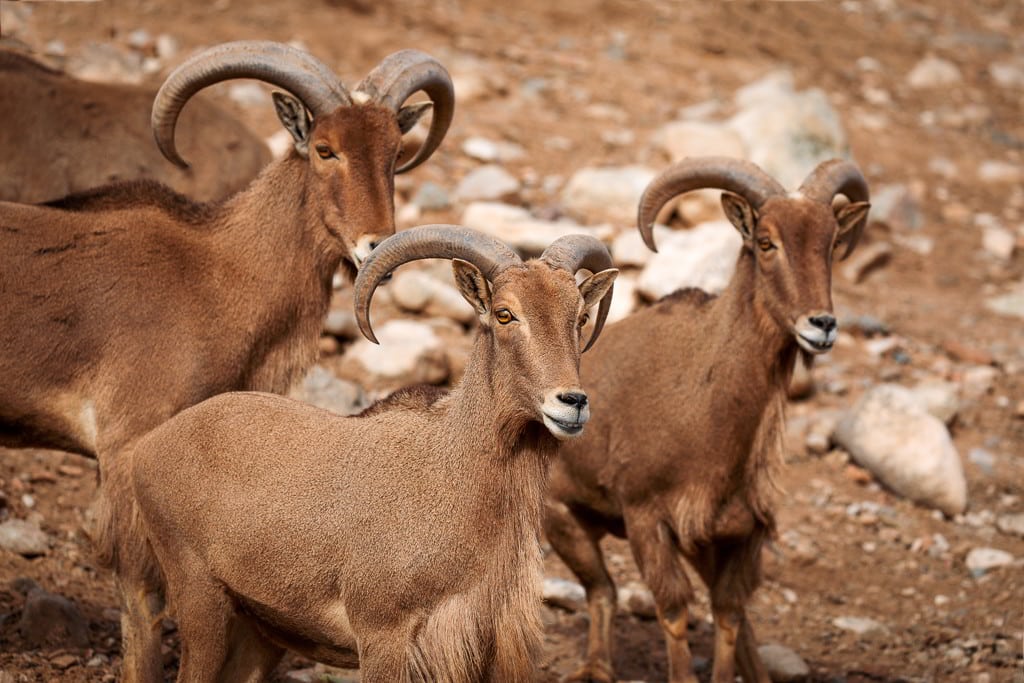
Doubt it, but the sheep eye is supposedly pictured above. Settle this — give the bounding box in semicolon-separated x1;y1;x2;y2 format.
579;313;590;327
495;309;514;325
758;238;775;252
315;144;334;159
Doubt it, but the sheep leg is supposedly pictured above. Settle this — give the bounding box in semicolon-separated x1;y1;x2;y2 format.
544;501;616;683
117;580;165;683
625;519;699;683
171;577;234;683
219;616;285;683
358;636;410;683
694;537;769;683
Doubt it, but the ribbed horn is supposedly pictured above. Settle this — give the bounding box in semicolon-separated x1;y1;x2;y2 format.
541;234;616;352
354;225;521;343
637;157;786;252
356;50;454;174
798;159;871;260
152;41;350;168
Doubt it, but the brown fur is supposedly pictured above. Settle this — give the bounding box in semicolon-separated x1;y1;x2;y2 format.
0;48;269;203
546;193;868;683
111;259;615;682
0;90;428;680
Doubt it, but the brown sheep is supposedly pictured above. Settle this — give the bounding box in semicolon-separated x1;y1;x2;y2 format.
545;157;870;683
108;226;617;681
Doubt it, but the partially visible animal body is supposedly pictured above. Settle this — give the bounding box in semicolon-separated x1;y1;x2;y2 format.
0;48;270;203
108;226;617;681
545;158;870;683
0;40;455;682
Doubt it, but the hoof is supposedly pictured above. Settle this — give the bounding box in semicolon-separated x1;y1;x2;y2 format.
564;663;615;683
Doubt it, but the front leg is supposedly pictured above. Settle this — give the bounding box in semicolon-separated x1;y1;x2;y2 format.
544;500;617;683
625;515;700;683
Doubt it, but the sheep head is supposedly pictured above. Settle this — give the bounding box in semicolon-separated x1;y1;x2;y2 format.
638;157;870;355
354;226;617;440
151;41;454;276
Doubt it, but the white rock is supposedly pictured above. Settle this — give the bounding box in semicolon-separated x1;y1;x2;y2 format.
228;82;266;107
0;519;50;557
907;56;962;89
728;74;848;190
461;136;525;163
757;643;810;682
155;34;179;60
453;165;520;202
734;70;796;109
461;202;607;256
977;160;1022;184
390;269;474;324
637;220;743;301
265;129;295;160
617;581;656;619
833;383;967;516
611;226;670;268
995;513;1024;539
651;120;745;163
985;286;1024;320
289;366;365;416
989;58;1024;89
982;225;1016;261
324;309;358;339
562;166;657;225
870;183;922;231
832;615;889;638
542;577;586;611
964;547;1014;576
909;380;959;424
605;271;638;325
960;365;998;400
341;320;448;389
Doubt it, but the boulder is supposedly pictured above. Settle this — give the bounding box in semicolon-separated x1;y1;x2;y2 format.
757;643;810;682
728;71;848;189
0;519;49;557
289;366;366;417
907;55;962;89
390;269;475;324
19;588;89;649
964;547;1014;577
542;577;586;612
561;166;656;225
833;384;967;516
461;202;608;256
453;165;520;202
651;120;745;162
637;220;742;301
339;320;448;390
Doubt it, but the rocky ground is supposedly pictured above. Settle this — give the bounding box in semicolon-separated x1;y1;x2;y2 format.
1;0;1022;681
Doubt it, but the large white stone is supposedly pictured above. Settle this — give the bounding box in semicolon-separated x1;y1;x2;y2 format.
542;577;586;611
907;55;963;89
604;271;638;325
289;366;365;416
728;72;848;190
453;165;520;202
985;285;1024;320
964;547;1014;576
637;220;742;301
651;120;746;162
341;320;448;390
908;379;959;425
610;226;671;268
757;643;810;682
561;166;657;225
833;384;967;516
461;202;608;256
0;519;49;557
390;269;474;324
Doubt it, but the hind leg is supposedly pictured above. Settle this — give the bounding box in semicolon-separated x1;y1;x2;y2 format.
544;500;617;683
117;576;165;683
220;616;285;683
624;516;699;683
169;574;235;683
693;531;770;683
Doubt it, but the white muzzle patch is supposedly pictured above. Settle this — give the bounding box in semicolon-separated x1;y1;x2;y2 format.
540;393;590;441
794;322;837;354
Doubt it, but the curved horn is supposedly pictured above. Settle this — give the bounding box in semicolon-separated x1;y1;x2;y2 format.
153;41;350;168
354;225;521;343
637;157;786;252
798;159;871;260
541;234;616;352
356;50;455;174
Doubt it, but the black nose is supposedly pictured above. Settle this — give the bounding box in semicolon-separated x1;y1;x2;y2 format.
808;314;837;334
557;392;588;409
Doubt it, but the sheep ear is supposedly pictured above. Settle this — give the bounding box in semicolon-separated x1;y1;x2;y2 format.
721;191;757;244
272;91;312;157
396;102;432;135
578;268;618;310
835;201;871;241
452;259;491;315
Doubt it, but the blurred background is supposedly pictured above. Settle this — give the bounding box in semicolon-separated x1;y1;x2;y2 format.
0;0;1021;681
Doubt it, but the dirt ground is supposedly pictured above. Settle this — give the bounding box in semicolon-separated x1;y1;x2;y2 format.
1;0;1022;681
